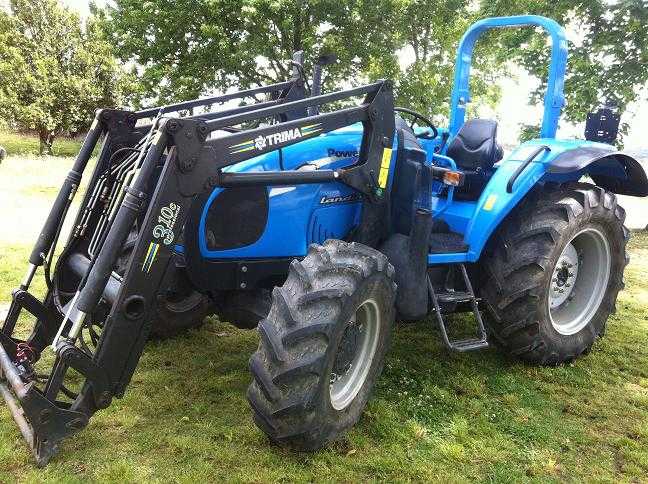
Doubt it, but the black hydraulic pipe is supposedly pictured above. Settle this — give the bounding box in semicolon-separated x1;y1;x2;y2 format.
76;130;168;314
218;169;338;187
29;117;104;266
67;253;120;304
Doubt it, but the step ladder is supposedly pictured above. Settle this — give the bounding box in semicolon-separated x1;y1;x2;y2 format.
427;263;489;352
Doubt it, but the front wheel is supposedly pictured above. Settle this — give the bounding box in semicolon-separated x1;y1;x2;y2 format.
480;183;629;365
247;240;396;450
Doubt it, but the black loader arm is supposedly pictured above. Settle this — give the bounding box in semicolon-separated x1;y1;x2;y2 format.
0;78;395;465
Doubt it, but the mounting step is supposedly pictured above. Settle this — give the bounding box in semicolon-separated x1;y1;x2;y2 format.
428;263;489;352
435;291;480;304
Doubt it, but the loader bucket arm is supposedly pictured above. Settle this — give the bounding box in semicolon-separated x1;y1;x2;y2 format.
0;79;395;465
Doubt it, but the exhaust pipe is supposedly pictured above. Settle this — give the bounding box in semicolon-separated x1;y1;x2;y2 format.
308;53;337;116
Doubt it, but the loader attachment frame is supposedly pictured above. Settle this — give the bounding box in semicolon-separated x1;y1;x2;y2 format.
0;78;395;465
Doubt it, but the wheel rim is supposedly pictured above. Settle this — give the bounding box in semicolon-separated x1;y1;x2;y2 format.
548;228;611;335
329;299;381;411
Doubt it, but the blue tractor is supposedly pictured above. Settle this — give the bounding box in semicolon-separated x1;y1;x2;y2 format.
2;16;647;464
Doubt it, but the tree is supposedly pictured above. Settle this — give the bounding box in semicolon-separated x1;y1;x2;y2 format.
98;0;404;106
0;0;126;154
366;0;501;122
99;0;502;114
481;0;648;142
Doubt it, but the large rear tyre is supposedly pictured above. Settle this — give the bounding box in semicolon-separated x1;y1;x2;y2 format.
247;240;396;450
480;183;629;365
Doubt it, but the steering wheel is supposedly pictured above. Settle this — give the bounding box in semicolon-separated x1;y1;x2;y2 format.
394;107;439;140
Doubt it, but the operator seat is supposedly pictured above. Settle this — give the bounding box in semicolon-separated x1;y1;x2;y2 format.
446;118;503;200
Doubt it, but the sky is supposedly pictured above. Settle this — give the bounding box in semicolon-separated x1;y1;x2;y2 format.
18;0;648;151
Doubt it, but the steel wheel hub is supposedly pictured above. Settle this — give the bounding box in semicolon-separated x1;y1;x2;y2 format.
329;299;380;411
548;228;611;336
549;243;579;308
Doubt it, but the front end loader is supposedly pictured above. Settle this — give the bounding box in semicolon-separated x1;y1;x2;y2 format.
0;61;403;463
2;16;647;465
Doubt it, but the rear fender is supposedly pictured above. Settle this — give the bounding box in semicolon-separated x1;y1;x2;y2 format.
546;146;648;197
462;139;647;262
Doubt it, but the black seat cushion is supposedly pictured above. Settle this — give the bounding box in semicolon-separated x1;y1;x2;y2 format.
446;119;503;200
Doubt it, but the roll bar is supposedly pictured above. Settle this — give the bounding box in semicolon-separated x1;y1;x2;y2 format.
448;15;568;139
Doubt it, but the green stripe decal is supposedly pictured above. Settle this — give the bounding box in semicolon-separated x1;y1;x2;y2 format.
230;145;256;154
142;242;160;273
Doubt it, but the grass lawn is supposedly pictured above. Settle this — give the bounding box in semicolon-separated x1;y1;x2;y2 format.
0;153;647;482
0;130;82;158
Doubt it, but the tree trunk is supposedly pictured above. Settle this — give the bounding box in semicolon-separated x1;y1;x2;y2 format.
39;128;55;156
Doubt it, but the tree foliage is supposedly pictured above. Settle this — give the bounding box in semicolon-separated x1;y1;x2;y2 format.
0;0;125;154
369;0;501;121
483;0;648;140
98;0;402;106
99;0;500;119
97;0;648;142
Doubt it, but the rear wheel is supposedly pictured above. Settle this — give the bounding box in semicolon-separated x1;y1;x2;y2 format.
247;240;396;450
480;183;629;365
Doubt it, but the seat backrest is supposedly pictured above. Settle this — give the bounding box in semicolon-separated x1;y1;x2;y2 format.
446;118;502;171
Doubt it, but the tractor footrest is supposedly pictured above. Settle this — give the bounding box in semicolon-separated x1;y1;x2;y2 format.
436;291;479;304
429;231;468;254
450;338;489;352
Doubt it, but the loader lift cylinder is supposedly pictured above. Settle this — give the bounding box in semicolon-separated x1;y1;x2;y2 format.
26;115;104;277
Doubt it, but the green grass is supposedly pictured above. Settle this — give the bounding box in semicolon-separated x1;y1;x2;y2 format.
0;159;647;481
0;130;82;158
